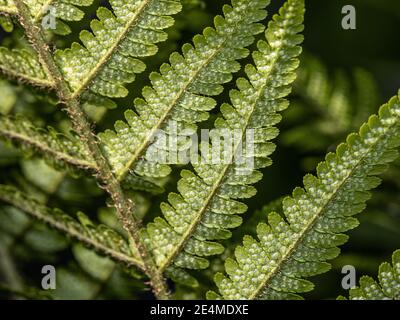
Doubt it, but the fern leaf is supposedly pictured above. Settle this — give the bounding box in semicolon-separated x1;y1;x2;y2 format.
1;0;94;33
340;250;400;300
0;0;17;15
144;0;305;279
0;48;53;88
295;55;380;131
0;115;96;171
209;92;400;300
55;0;182;101
38;0;95;35
100;0;270;183
0;15;13;32
296;55;351;127
0;184;144;270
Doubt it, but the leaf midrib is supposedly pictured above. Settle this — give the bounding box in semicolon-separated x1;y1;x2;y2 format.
33;0;54;22
248;113;399;300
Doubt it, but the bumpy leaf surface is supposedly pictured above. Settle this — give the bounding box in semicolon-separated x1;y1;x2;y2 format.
342;250;400;300
209;92;400;299
144;0;305;285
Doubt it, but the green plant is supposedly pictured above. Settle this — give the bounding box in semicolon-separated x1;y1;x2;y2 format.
0;0;399;300
339;249;400;300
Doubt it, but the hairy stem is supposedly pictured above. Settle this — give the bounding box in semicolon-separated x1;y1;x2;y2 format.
13;0;170;300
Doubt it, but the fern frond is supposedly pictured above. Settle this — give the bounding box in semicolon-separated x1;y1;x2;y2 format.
208;92;400;300
296;55;352;130
0;0;94;33
0;48;53;88
353;68;380;126
145;0;305;279
0;282;52;300
100;0;270;182
36;0;95;35
55;0;182;101
340;250;400;300
0;184;144;270
0;115;96;171
0;14;14;32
